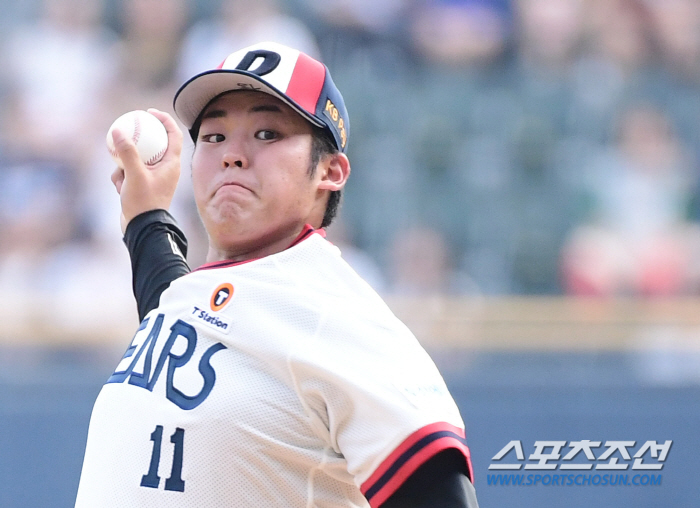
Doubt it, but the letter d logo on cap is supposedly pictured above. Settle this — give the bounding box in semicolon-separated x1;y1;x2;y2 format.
235;50;281;76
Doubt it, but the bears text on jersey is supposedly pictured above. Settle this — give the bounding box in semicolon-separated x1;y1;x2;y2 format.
107;314;227;410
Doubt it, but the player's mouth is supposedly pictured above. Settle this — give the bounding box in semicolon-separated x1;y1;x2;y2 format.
214;181;255;197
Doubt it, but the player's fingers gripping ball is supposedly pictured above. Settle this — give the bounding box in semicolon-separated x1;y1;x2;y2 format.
106;110;168;167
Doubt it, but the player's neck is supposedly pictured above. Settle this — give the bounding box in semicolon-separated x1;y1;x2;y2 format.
205;224;314;263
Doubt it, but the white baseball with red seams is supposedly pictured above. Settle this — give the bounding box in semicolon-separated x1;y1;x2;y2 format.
106;110;168;167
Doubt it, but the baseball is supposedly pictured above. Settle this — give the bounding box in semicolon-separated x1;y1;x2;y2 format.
106;110;168;167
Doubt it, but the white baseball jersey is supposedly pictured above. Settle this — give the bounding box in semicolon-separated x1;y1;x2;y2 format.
75;229;473;508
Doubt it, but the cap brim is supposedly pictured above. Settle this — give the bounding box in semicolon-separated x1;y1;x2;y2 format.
173;69;325;130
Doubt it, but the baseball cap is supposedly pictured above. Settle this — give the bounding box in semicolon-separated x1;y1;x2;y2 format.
173;41;349;152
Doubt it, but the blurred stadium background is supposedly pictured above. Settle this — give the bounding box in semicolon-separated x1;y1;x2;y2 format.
1;0;700;506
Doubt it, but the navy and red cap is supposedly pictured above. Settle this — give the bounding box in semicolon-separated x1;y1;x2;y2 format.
173;41;349;153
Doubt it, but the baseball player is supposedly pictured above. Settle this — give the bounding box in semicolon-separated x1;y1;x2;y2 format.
76;41;479;508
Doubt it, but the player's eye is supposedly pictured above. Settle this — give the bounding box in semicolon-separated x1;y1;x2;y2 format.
255;130;278;141
201;133;225;143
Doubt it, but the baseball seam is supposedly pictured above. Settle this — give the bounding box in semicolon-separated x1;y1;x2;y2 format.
109;112;165;165
146;145;167;165
133;113;141;145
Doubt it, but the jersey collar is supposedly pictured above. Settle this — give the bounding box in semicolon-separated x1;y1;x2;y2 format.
195;224;326;271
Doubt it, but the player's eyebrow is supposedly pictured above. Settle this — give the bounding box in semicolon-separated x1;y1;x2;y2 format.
201;109;227;120
201;104;283;120
250;104;283;114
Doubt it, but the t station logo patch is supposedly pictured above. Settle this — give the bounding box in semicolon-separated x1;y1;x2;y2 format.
210;283;234;311
189;283;234;334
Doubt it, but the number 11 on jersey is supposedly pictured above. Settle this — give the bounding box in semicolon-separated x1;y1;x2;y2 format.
141;425;186;492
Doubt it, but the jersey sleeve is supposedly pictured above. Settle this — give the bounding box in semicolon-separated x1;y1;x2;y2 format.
123;209;191;321
291;305;474;508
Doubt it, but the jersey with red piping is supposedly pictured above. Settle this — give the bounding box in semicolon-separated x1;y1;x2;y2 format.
75;232;472;507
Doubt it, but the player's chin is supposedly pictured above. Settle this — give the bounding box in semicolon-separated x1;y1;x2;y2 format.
206;192;254;215
203;202;259;234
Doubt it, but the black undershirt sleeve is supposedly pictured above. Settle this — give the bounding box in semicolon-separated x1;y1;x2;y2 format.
123;209;191;321
381;449;479;508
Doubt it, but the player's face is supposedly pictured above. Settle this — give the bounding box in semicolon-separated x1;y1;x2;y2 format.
191;91;330;262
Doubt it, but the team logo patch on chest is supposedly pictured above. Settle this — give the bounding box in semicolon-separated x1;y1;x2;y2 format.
211;283;234;311
186;283;235;333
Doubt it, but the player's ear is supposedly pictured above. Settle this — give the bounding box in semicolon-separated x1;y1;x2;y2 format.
317;153;350;192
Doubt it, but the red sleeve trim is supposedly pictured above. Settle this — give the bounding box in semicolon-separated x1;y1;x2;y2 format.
360;422;474;508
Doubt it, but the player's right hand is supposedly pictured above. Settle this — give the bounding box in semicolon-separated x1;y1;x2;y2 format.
110;108;183;234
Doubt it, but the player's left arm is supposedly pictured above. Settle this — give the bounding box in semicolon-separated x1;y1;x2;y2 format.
294;305;480;508
381;449;479;508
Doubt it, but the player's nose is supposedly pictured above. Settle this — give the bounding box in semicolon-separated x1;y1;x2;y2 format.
222;151;248;169
221;139;249;170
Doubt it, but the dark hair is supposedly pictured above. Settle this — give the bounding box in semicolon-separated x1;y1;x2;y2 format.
310;126;342;228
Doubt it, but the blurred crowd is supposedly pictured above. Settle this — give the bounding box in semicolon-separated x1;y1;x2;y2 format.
2;0;700;324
